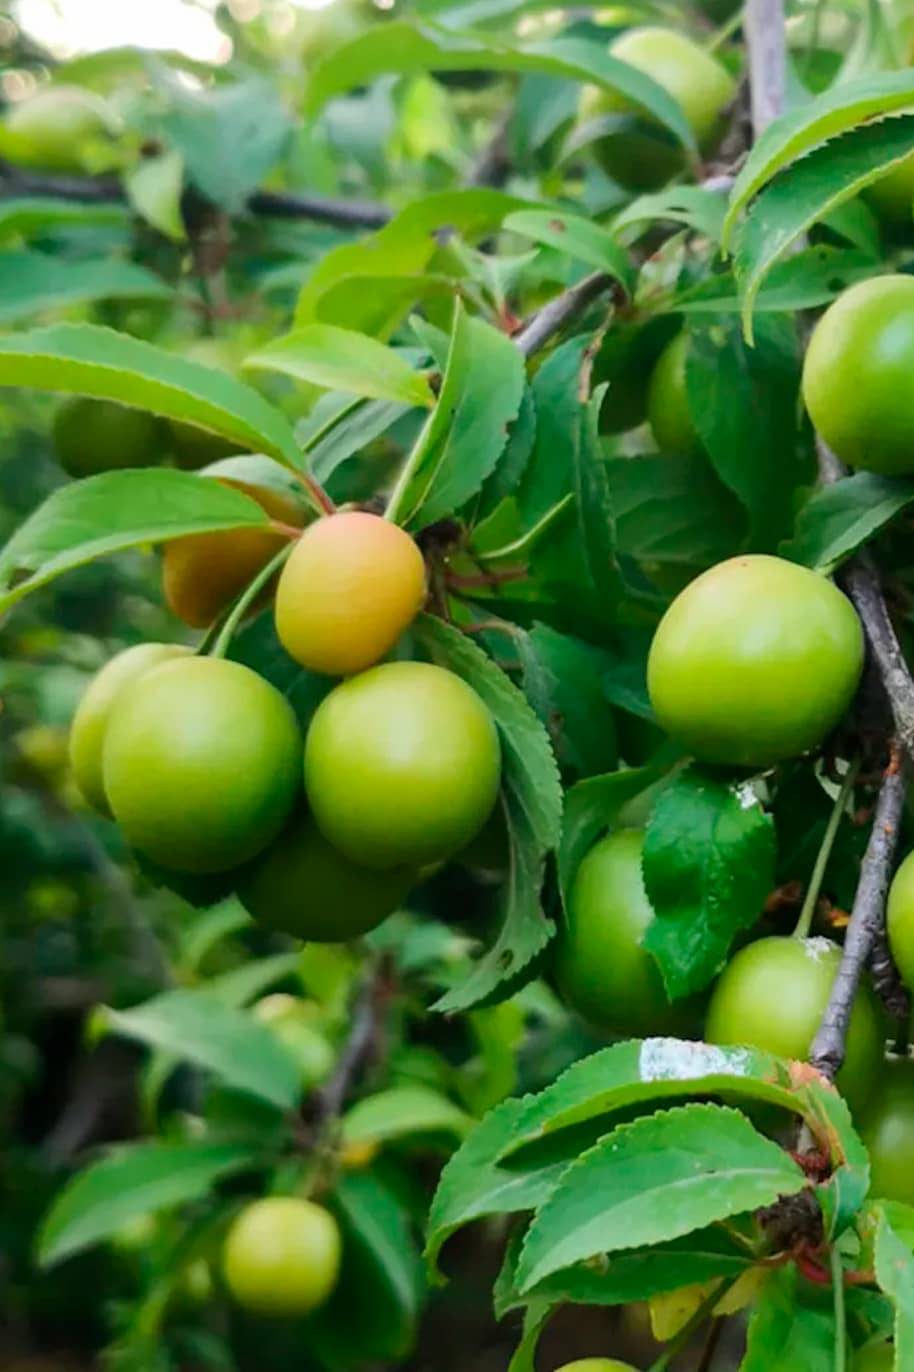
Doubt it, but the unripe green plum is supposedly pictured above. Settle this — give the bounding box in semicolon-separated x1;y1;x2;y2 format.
646;332;701;458
52;398;167;477
556;829;689;1037
887;850;914;994
705;936;885;1113
104;657;301;873
555;1362;639;1372
163;469;305;629
647;555;864;768
859;1057;914;1206
3;84;118;172
854;1343;896;1372
275;512;427;676
305;662;501;870
865;151;914;228
803;276;914;475
579;27;735;190
222;1196;341;1317
239;814;414;941
70;643;192;814
252;994;335;1087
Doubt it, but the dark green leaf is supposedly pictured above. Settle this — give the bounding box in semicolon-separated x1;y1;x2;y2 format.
517;623;618;778
875;1208;914;1369
610;452;745;568
574;386;623;610
782;472;914;573
0;251;171;323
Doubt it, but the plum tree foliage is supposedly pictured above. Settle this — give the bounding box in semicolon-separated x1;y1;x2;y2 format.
5;1;914;1370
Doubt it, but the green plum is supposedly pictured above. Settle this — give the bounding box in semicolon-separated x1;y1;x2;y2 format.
647;332;701;458
103;657;301;873
859;1057;914;1206
647;555;864;768
304;662;501;870
222;1197;341;1317
887;850;914;994
52;398;167;477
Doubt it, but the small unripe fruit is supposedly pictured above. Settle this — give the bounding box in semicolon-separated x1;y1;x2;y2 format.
579;27;734;190
705;936;884;1113
4;85;117;172
887;850;914;994
162;472;305;629
557;829;688;1036
222;1197;341;1317
865;151;914;227
646;333;701;458
70;643;192;814
803;275;914;475
252;994;335;1087
275;512;426;677
555;1362;639;1372
859;1058;914;1207
104;657;301;873
239;812;414;941
647;555;864;768
305;662;501;870
52;398;167;477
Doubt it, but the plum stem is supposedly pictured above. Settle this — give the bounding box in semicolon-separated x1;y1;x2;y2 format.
792;759;860;941
208;542;294;660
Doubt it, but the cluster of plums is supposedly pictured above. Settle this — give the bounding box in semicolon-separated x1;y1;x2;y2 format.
69;511;501;941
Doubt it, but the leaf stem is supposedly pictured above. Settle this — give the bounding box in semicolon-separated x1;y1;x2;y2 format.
296;469;337;517
646;1279;733;1372
208;542;295;660
792;759;860;940
831;1243;846;1372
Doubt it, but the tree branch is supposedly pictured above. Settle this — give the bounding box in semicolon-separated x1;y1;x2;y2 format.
745;0;787;137
314;961;391;1127
810;746;907;1080
514;270;615;357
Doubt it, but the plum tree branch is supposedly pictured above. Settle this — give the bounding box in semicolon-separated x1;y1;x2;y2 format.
809;747;907;1080
514;270;615;357
745;0;788;137
315;959;392;1127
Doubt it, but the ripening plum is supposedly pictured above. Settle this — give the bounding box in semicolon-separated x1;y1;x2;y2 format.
222;1197;341;1317
647;555;864;768
304;662;501;870
274;511;427;676
103;656;301;873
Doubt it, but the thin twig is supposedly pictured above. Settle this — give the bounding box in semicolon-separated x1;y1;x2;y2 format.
315;963;390;1126
744;0;787;137
809;746;907;1081
514;271;614;358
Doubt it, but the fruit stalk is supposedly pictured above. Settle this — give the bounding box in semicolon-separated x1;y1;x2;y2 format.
809;747;907;1082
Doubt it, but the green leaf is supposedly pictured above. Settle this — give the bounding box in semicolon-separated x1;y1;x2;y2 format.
245;325;435;408
643;766;777;1000
781;472;914;573
417;616;561;1011
574;385;623;611
37;1141;255;1268
425;1096;567;1276
391;301;526;530
160;75;291;212
610;451;746;568
875;1208;914;1370
806;1080;869;1239
105;989;301;1110
341;1086;473;1146
558;763;669;911
612;186;728;243
735;115;914;338
498;1038;816;1164
724;69;914;246
676;247;877;317
518;335;591;526
516;624;618;778
125;149;186;242
505;209;634;290
299;393;412;486
0;251;171;323
0;197;129;245
204;952;303;1009
515;1103;805;1291
0;469;269;612
305;24;696;154
741;1266;835;1372
507;1303;554;1372
0;323;303;470
685;314;806;550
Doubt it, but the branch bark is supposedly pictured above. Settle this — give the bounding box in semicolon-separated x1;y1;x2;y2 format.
514;270;614;357
810;747;907;1080
745;0;787;137
314;961;391;1127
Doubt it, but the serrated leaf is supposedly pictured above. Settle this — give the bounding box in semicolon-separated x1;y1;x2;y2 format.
37;1141;255;1268
612;186;728;243
0;469;269;612
643;766;776;1000
341;1086;472;1146
505;209;634;290
0;323;304;470
685;314;805;550
805;1079;869;1238
516;1103;805;1291
574;385;623;610
516;623;618;778
558;763;670;911
125;149;186;242
517;335;590;526
781;472;914;573
736;115;914;338
245;325;435;408
389;301;526;530
875;1208;914;1370
0;250;171;323
676;246;877;317
724;69;914;246
499;1038;817;1164
610;451;745;567
298;392;411;487
305;25;696;155
741;1266;835;1372
105;989;301;1110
